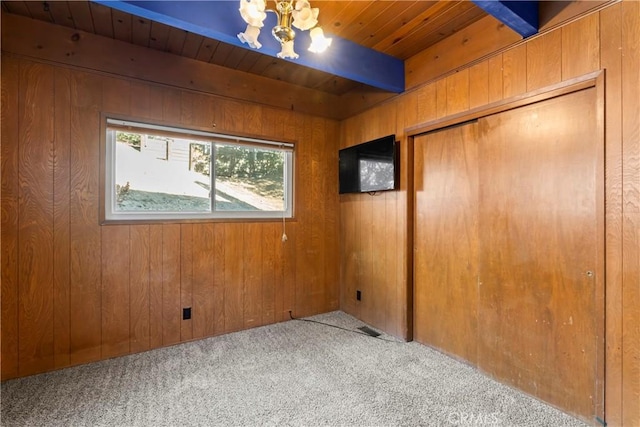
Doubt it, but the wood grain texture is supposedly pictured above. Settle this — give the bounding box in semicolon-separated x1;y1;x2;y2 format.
324;120;341;312
52;64;73;370
21;2;48;23
526;31;562;92
129;225;151;353
416;83;437;125
101;225;130;358
561;13;600;81
414;123;479;364
180;224;193;341
192;224;216;339
487;55;503;103
478;89;601;421
282;222;297;320
224;224;244;333
468;61;488;110
111;9;132;44
66;1;94;34
436;78;447;119
338;4;638;424
406;15;520;89
395;98;413;339
600;3;624;424
0;13;343;120
339;104;408;339
621;2;640;424
294;115;314;317
161;225;181;346
212;224;226;334
446;69;470;116
148;224;163;349
69;71;102;366
8;5;638;419
1;57;20;379
47;2;74;29
243;223;263;329
17;61;56;376
131;14;151;48
502;45;527;99
261;223;278;325
88;2;113;39
2;54;340;380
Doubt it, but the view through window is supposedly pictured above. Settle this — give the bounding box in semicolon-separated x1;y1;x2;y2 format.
105;119;293;221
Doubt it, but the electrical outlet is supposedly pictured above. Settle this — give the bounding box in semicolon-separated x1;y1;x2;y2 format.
183;307;192;320
356;290;361;301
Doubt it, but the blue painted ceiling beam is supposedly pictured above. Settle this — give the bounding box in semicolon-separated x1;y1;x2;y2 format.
92;1;405;93
472;1;538;38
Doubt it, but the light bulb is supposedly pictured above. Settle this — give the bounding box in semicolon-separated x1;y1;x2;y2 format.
308;27;332;53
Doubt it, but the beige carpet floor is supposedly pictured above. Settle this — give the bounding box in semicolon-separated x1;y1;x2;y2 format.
0;311;588;427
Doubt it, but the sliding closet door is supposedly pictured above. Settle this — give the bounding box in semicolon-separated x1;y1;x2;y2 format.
477;87;602;419
414;122;479;364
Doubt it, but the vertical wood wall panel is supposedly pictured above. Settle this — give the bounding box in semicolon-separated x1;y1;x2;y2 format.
436;79;447;119
180;224;194;341
294;115;313;316
394;97;413;339
0;49;341;381
129;225;151;353
17;62;55;376
282;223;297;320
308;117;324;315
324;120;340;312
526;31;562;91
53;67;71;370
224;224;244;332
561;13;601;81
468;62;489;110
192;223;215;339
445;69;470;116
621;2;640;424
69;71;102;366
212;224;226;333
261;223;278;325
101;225;131;358
148;224;163;349
339;6;639;424
1;57;20;379
161;224;181;346
416;83;436;124
502;45;527;98
600;4;624;424
243;223;263;329
487;55;504;103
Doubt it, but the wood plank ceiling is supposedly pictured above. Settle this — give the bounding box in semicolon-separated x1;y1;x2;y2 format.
1;1;487;95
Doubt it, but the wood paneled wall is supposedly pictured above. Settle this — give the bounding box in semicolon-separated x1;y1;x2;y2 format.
0;13;344;120
339;2;639;425
1;55;340;380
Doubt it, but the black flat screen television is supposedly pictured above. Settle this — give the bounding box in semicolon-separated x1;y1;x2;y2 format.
339;134;398;194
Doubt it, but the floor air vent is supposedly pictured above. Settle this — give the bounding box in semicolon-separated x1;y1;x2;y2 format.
358;326;381;337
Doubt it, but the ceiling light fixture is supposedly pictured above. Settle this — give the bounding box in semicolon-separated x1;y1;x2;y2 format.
238;0;332;59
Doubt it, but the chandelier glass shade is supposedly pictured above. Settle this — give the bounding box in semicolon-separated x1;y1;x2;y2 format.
238;0;332;59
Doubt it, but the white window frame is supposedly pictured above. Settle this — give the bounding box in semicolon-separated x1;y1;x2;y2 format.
104;118;294;221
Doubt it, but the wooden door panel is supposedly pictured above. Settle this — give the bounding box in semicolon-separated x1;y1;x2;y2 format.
477;87;600;419
414;122;479;363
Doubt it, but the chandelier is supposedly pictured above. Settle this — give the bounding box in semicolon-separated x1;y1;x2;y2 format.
237;0;332;59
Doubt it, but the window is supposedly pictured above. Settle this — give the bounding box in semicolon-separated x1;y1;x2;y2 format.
104;119;293;221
